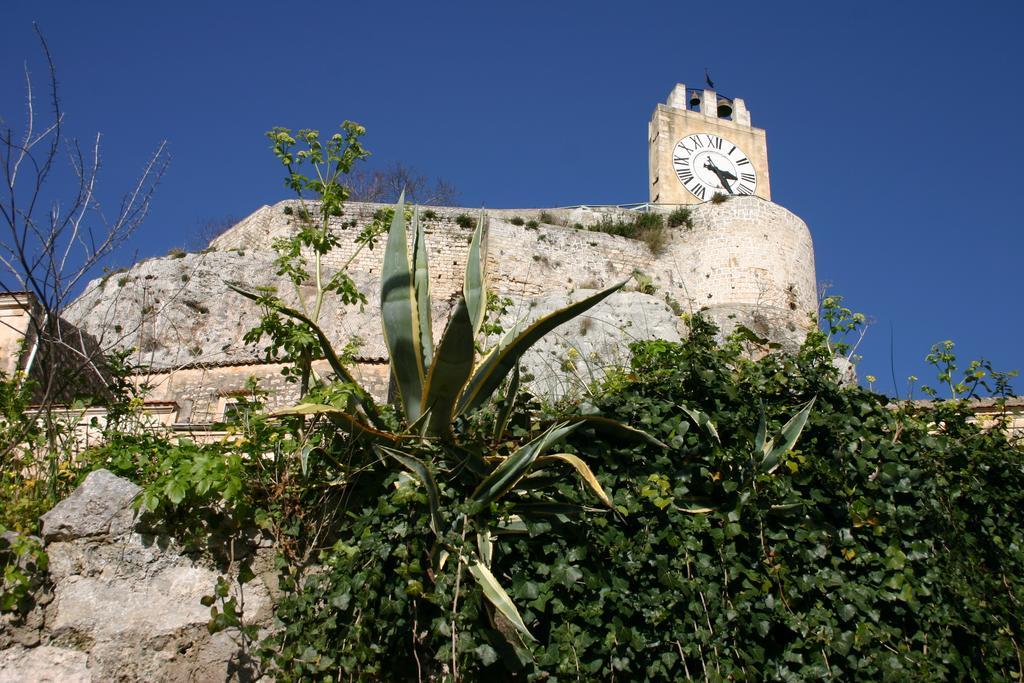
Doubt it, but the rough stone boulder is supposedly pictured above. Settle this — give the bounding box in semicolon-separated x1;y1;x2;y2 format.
497;289;685;399
39;469;140;542
0;645;90;682
1;469;274;682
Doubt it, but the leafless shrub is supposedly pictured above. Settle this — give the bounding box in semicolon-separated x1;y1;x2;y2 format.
0;26;168;408
346;162;458;206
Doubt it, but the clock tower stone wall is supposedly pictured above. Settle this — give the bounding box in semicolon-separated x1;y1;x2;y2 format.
649;83;771;205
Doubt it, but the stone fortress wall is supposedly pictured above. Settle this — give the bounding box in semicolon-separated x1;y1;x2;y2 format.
66;195;816;425
212;195;816;338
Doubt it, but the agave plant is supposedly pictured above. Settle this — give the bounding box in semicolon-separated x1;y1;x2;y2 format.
229;195;663;640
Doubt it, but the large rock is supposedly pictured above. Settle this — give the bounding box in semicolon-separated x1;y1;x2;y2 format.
498;290;685;400
64;249;364;370
40;469;140;542
0;645;90;682
2;470;275;682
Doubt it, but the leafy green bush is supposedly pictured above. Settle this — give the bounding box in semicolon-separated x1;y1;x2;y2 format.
666;206;693;229
488;319;1023;680
632;270;657;294
526;220;539;230
0;528;47;614
509;216;525;226
0;374;87;534
455;213;474;229
590;212;667;254
252;316;1023;680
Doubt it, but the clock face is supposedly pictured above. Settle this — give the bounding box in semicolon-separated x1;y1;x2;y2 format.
672;133;757;200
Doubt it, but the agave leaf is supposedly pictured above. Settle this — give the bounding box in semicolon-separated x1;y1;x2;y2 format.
299;441;316;477
375;445;443;537
272;403;399;442
678;403;721;444
406;403;432;436
492;364;521;442
440;443;490;478
421;298;475;438
760;397;816;474
477;531;494;566
754;402;767;455
538;414;666;449
509;472;563;493
456;281;628;417
469;422;580;513
464;556;535;641
509;501;590;517
226;283;382;427
533;452;614;508
464;209;487;336
380;193;425;422
412;207;433;371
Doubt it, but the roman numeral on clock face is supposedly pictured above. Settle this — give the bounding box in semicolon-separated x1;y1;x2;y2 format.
689;183;707;200
741;172;756;183
707;135;722;149
737;184;753;195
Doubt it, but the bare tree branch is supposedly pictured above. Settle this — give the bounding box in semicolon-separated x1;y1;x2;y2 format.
0;25;169;409
347;161;459;206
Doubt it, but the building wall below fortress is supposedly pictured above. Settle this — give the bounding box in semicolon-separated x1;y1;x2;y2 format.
138;359;390;425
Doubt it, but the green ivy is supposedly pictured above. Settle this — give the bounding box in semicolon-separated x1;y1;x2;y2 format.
489;318;1024;680
251;316;1023;680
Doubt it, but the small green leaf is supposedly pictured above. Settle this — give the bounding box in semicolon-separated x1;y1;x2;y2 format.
238;563;256;585
167;480;186;505
475;644;499;666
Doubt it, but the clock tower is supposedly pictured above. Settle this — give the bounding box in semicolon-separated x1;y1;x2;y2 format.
648;83;771;205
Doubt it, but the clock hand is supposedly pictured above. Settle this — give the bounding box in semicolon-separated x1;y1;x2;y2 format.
704;158;736;194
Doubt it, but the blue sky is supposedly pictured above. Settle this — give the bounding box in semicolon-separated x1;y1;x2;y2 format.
2;0;1021;398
